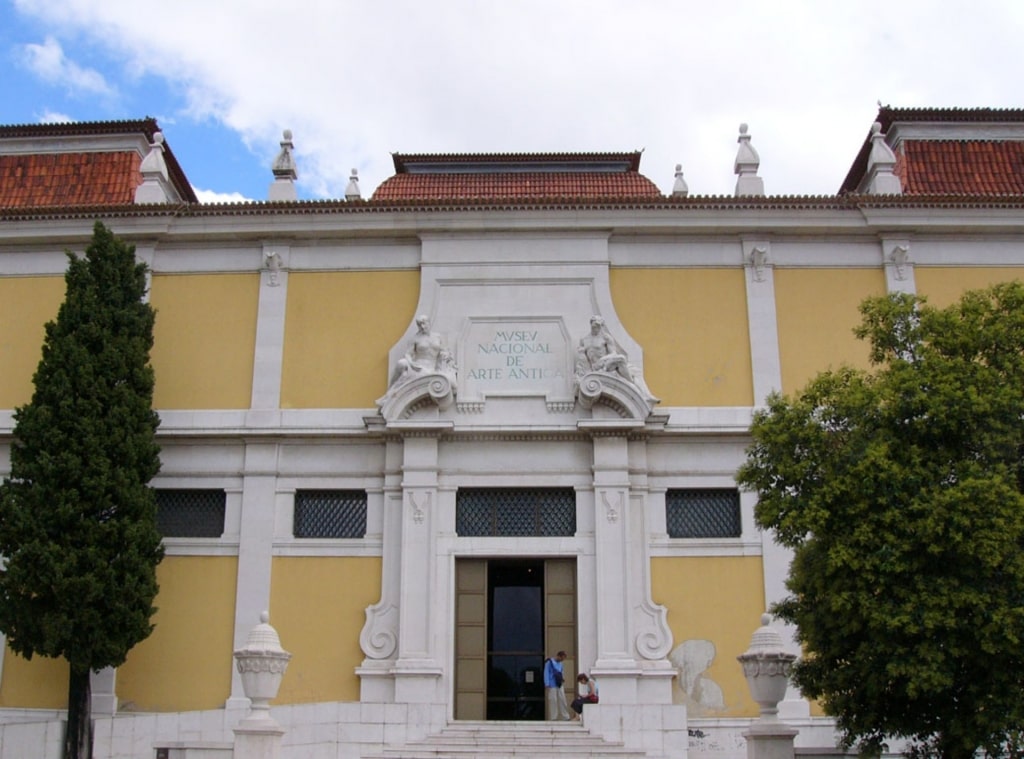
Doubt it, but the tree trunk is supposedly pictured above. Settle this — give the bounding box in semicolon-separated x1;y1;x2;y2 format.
64;668;92;759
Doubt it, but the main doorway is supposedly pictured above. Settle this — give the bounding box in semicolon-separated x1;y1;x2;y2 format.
454;558;576;720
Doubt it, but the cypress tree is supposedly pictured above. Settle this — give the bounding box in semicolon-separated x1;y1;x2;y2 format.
0;221;163;759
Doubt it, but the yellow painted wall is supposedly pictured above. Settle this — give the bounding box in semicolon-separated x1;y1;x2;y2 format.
0;277;65;409
281;272;419;408
0;650;68;708
150;274;259;409
774;268;886;395
915;267;1023;308
610;269;753;406
117;556;237;711
270;556;382;703
651;556;765;717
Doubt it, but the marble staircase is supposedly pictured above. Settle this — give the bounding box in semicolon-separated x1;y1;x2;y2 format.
365;720;655;758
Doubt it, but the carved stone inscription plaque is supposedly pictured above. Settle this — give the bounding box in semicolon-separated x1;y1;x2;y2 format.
460;319;572;401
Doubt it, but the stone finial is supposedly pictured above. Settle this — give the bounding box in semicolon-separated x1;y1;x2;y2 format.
234;611;291;719
268;129;298;202
864;122;903;195
134;132;175;204
345;168;362;201
272;130;297;179
671;164;688;197
734;123;765;197
139;132;168;178
737;613;797;722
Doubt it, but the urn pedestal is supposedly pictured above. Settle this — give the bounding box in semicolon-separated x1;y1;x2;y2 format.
233;612;292;759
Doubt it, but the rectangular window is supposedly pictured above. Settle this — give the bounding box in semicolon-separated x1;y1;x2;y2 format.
666;489;741;538
155;489;226;538
294;490;367;539
456;488;575;537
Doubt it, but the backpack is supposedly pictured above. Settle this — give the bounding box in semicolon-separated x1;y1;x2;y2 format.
545;658;564;687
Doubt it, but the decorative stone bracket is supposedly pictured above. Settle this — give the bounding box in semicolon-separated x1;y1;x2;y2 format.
376;373;456;421
360;601;399;660
576;371;656;419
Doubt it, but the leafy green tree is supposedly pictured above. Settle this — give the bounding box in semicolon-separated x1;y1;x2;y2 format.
737;283;1024;759
0;222;163;759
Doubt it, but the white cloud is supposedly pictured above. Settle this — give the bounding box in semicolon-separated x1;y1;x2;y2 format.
38;109;74;124
10;0;1024;199
17;36;117;99
192;188;253;204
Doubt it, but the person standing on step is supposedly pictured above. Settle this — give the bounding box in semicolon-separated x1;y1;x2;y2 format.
543;650;570;721
570;673;599;720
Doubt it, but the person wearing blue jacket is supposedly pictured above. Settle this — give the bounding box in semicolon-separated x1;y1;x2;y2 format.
543;650;569;720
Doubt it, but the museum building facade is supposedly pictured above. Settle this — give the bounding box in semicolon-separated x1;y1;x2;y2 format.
0;107;1022;758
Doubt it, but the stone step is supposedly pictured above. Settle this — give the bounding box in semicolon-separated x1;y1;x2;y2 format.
365;721;652;759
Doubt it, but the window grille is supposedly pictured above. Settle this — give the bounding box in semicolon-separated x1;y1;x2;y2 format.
294;490;367;539
666;489;741;538
155;489;225;538
456;488;576;537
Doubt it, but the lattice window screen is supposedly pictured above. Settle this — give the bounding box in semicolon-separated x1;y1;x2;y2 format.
155;489;226;538
294;490;367;538
666;489;741;538
456;489;575;537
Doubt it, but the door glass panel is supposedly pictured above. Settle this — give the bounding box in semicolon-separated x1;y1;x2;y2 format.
487;562;544;720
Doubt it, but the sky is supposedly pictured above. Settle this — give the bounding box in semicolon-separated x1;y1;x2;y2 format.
1;0;1022;203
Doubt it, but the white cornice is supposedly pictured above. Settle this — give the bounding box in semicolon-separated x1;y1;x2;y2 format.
3;205;1024;252
0;134;151;155
888;122;1024;144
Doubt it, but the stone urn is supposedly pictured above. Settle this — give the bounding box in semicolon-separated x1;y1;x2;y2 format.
234;611;292;719
736;613;797;722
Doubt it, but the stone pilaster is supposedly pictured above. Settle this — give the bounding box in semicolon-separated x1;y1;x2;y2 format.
357;437;403;702
90;667;117;715
743;238;781;406
249;243;289;420
585;427;673;704
743;238;808;718
393;430;446;703
227;443;279;708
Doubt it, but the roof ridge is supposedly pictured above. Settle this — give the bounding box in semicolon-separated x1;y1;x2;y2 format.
0;117;161;138
392;151;644;173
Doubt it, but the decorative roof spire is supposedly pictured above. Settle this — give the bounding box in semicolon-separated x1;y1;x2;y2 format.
268;129;298;202
134;132;175;204
734;123;765;197
863;122;903;195
345;168;362;201
672;164;688;197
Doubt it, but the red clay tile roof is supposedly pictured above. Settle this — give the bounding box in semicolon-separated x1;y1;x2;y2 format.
0;151;142;207
896;140;1024;195
840;107;1024;194
0;118;197;206
373;152;661;201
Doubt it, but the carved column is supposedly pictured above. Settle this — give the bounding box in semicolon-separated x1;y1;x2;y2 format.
584;424;673;704
380;424;448;700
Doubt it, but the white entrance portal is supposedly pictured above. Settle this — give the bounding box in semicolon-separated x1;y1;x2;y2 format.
454;558;577;720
